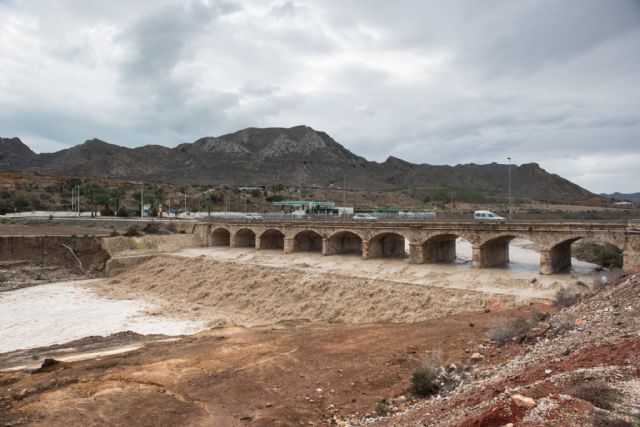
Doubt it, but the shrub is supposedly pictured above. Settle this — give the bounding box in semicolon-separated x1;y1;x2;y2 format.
572;241;623;268
488;310;543;345
124;225;141;237
143;222;161;234
554;287;581;308
374;399;391;415
567;381;621;410
410;366;439;397
116;207;128;217
100;207;115;217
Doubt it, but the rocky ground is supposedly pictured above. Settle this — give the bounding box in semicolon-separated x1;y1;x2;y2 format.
355;270;640;426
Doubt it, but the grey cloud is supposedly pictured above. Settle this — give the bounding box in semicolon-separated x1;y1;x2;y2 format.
0;0;638;193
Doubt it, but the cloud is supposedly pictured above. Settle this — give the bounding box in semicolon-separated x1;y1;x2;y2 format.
0;0;639;193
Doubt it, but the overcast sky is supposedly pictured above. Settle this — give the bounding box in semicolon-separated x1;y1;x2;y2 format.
1;0;639;193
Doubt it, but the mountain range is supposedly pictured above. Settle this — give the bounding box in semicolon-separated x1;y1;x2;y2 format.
0;125;596;202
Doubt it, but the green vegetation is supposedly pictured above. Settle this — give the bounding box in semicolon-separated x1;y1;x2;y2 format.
554;287;582;308
410;366;439;397
572;241;623;268
487;309;546;345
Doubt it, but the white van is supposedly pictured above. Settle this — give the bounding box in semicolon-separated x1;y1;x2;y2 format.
473;210;505;220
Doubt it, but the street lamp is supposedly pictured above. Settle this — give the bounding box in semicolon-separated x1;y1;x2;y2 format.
507;157;512;220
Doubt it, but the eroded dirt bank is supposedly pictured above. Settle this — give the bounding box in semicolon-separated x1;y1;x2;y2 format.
91;255;527;326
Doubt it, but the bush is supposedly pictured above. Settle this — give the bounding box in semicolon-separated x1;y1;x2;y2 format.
572;241;623;268
100;207;115;217
488;310;543;345
410;366;439;397
143;222;161;234
374;399;391;415
554;287;581;308
567;381;621;411
116;207;128;217
124;225;141;237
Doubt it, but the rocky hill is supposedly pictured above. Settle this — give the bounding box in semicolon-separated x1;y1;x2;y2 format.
0;126;596;202
603;192;640;203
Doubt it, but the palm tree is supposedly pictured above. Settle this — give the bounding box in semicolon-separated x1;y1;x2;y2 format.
110;187;125;212
83;185;99;217
154;186;165;217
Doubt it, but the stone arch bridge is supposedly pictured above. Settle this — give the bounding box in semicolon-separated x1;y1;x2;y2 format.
189;219;640;275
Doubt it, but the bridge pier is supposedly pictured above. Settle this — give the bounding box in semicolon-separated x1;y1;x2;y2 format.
284;237;294;254
409;243;425;264
624;230;640;270
322;238;329;256
254;236;261;250
362;240;370;259
368;234;406;259
473;240;510;268
423;237;456;263
539;242;573;274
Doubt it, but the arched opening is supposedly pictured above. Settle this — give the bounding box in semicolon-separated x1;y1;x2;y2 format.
210;227;230;246
369;232;407;259
235;229;256;248
260;229;285;250
478;235;517;268
327;231;362;256
293;230;322;252
542;237;623;274
421;234;458;263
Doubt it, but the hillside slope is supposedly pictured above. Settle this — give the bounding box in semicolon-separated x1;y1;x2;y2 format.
0;126;596;202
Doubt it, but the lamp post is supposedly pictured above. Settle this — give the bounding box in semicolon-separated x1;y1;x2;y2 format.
507;157;512;220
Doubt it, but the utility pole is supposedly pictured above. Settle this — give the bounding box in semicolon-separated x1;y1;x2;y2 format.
507;157;512;220
140;187;144;219
76;185;80;218
343;176;346;216
184;191;187;216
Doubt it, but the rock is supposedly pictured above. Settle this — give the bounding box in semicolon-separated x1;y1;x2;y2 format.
505;423;514;427
484;308;491;313
470;353;483;361
396;395;407;403
511;394;536;408
447;363;457;372
544;369;552;375
469;322;475;327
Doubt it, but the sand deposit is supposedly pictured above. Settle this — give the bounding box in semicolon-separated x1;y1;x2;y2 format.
91;256;528;327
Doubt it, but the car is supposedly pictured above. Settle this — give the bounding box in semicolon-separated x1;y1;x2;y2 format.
352;213;377;220
473;210;505;220
243;212;263;220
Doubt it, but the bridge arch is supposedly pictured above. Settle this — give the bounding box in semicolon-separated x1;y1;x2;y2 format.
368;232;407;259
259;229;285;250
293;230;323;252
541;235;624;274
234;228;256;248
210;227;231;246
326;230;363;256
